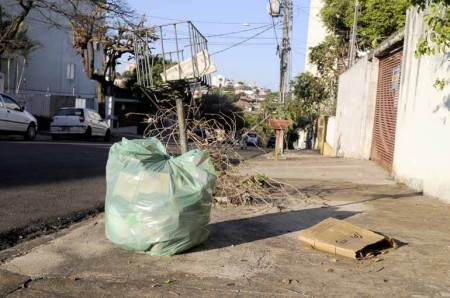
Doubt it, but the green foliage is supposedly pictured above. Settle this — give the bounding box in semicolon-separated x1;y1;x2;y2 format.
121;57;174;100
242;174;270;188
309;0;409;113
358;0;409;48
200;94;245;131
415;3;450;57
433;78;446;90
413;1;450;89
409;0;450;9
319;0;409;50
290;72;329;122
222;85;235;92
241;111;272;141
309;35;346;106
320;0;355;36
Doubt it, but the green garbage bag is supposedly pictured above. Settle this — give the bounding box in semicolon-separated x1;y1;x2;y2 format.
105;138;216;256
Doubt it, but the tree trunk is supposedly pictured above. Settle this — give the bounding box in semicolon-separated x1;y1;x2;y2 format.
97;81;105;103
0;1;34;56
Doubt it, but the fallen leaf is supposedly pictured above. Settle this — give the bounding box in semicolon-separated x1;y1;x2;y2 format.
370;258;383;263
280;278;292;285
67;275;83;281
168;291;180;296
164;279;175;284
328;256;338;263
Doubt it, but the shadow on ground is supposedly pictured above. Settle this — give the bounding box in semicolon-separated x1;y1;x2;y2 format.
190;206;358;252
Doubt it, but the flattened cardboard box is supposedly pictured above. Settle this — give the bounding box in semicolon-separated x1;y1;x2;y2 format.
299;218;396;259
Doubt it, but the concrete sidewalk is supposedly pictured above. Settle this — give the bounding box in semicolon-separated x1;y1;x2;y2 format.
1;151;450;297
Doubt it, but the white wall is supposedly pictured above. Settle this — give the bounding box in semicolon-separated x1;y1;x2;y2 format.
334;56;378;159
304;0;327;75
325;116;335;145
393;9;450;202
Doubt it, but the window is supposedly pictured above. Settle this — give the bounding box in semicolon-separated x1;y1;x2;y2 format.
56;108;83;116
88;111;99;120
67;64;75;80
94;42;101;51
93;112;102;120
2;95;21;110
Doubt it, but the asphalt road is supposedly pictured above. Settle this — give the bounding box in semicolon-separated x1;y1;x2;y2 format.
0;135;111;249
0;134;266;249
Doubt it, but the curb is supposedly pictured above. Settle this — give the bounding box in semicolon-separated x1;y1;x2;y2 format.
0;204;104;252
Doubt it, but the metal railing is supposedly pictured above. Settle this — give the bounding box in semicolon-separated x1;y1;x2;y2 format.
132;21;215;89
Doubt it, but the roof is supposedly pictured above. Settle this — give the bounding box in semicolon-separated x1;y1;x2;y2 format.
268;119;291;130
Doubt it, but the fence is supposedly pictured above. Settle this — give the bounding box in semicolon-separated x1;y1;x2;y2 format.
8;93;95;117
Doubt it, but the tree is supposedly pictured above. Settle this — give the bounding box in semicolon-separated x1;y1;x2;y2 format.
412;0;450;89
3;0;139;101
0;1;35;57
40;0;139;102
222;85;235;92
0;4;37;93
309;35;348;105
309;0;409;113
358;0;410;48
290;72;329;124
319;0;409;49
410;0;450;8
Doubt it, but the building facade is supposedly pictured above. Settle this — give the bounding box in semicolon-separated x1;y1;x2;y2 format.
1;1;102;116
303;0;327;75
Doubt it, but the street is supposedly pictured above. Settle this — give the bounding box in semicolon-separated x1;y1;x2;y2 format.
0;136;111;249
0;134;265;249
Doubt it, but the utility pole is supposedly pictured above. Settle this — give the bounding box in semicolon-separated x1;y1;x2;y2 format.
348;0;359;67
279;0;291;105
278;0;291;155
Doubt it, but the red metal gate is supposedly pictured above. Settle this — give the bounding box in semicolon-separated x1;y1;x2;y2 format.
370;49;403;171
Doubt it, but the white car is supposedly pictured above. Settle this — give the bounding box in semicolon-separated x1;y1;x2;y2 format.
0;93;38;140
246;131;261;146
50;107;110;141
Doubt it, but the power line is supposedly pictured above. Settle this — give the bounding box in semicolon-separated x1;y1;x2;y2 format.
209;36;286;40
296;5;322;23
206;24;274;37
146;15;272;26
208;42;307;47
210;26;274;56
272;16;280;49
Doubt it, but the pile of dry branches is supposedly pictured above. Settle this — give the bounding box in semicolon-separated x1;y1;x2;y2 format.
132;83;306;206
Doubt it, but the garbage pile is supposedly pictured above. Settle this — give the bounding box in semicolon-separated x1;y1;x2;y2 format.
105;138;216;256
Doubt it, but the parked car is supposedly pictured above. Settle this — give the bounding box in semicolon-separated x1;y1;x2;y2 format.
246;131;261;146
267;136;276;148
267;135;287;149
0;93;38;140
50;108;110;141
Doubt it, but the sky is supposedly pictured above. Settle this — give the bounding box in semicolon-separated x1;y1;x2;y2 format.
125;0;312;91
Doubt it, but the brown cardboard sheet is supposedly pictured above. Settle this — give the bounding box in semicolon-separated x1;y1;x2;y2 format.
299;218;397;259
